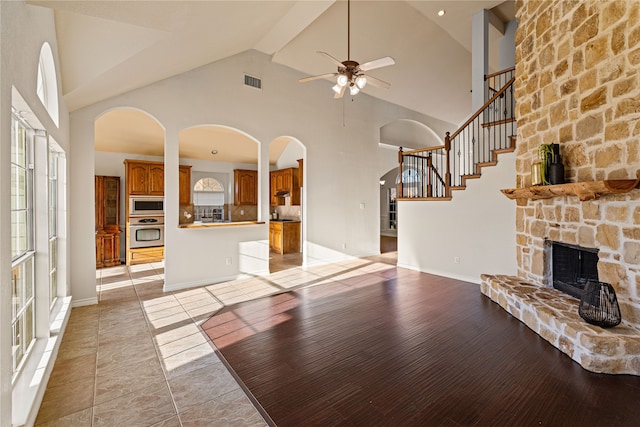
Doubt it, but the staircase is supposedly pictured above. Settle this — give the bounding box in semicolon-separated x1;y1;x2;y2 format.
398;67;516;200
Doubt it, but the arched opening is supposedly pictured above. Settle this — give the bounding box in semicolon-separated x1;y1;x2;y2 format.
268;137;306;273
94;107;165;268
178;125;259;224
36;42;59;127
379;119;442;150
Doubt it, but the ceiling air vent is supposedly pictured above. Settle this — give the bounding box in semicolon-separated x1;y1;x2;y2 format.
244;74;262;90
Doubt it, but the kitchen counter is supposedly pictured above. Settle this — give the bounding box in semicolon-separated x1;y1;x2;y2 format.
178;221;265;229
270;218;301;223
269;220;301;254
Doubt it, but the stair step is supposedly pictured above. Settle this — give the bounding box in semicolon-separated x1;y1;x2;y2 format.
461;174;482;180
451;185;466;191
477;161;497;169
481;117;516;128
493;146;516;154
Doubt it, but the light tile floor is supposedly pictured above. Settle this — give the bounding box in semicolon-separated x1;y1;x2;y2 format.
36;251;397;426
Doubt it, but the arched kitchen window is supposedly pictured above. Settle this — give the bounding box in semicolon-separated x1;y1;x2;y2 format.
193;177;225;222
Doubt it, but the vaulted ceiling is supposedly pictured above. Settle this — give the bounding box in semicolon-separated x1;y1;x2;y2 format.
29;0;514;161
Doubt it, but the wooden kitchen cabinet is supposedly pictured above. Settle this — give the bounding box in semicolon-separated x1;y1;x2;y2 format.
95;175;121;268
125;159;190;203
234;169;258;205
179;165;192;205
269;221;300;254
270;172;279;206
125;159;164;196
149;164;164;195
269;167;300;206
128;247;164;265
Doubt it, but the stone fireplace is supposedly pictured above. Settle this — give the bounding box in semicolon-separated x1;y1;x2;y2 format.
550;241;599;299
481;0;640;375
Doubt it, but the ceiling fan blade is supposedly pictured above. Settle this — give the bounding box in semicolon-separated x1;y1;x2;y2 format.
334;85;346;99
364;75;391;90
299;73;338;83
318;51;345;68
359;56;395;72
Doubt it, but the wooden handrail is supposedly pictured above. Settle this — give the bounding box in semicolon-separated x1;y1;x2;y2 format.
402;144;445;157
449;76;515;142
398;72;515;200
485;66;515;80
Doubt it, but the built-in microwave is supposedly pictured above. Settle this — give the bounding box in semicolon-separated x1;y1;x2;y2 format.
130;196;164;216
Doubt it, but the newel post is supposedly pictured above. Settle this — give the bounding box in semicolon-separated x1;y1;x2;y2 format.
444;132;451;197
398;146;404;198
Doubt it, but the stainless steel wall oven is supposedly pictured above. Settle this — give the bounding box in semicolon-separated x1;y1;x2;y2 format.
129;216;164;248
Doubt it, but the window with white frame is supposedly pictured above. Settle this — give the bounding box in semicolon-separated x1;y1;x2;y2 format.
48;143;61;307
193;177;224;222
11;111;36;375
36;43;59;127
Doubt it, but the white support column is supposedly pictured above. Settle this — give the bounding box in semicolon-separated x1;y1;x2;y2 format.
472;9;489;111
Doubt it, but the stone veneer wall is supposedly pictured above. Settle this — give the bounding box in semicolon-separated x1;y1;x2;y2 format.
513;0;640;329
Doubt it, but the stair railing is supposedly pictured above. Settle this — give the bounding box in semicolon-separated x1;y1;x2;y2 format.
398;67;515;199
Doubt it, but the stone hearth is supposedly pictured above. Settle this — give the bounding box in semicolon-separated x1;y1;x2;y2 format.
492;0;640;375
481;274;640;375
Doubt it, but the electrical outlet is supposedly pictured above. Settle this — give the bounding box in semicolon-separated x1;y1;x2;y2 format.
225;257;232;265
454;256;460;264
240;209;244;215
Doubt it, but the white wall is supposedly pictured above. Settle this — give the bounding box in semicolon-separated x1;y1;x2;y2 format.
274;140;304;170
499;20;517;70
397;152;517;284
70;49;449;294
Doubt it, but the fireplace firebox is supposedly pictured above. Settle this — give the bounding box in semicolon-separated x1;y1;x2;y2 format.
551;242;599;299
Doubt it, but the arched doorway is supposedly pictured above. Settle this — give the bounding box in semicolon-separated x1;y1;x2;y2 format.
94;108;165;269
268;137;306;272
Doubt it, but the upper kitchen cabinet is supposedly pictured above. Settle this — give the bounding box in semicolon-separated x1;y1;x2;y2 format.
179;165;192;205
270;167;300;206
234;169;258;205
125;159;164;196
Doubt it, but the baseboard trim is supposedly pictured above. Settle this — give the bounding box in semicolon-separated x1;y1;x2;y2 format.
71;297;98;307
396;263;481;285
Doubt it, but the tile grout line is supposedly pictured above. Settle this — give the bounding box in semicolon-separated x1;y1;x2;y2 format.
131;264;184;427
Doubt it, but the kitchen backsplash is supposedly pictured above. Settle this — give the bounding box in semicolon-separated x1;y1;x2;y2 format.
274;205;301;220
228;204;257;221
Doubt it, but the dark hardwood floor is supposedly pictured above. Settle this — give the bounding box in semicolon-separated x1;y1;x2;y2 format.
380;235;397;253
202;260;640;426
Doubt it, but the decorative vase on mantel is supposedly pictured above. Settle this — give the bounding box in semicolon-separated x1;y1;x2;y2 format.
538;143;565;185
548;144;565;185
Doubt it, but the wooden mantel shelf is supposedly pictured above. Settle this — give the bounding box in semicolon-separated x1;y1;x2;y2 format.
501;179;640;203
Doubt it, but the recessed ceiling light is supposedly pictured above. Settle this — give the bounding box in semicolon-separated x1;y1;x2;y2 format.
438;9;446;17
211;150;218;155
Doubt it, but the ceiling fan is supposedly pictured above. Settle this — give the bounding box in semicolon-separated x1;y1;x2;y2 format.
298;0;395;98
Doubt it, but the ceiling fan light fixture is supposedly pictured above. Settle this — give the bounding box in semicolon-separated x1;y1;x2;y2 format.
355;75;367;89
349;84;360;96
337;74;349;86
332;84;343;94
